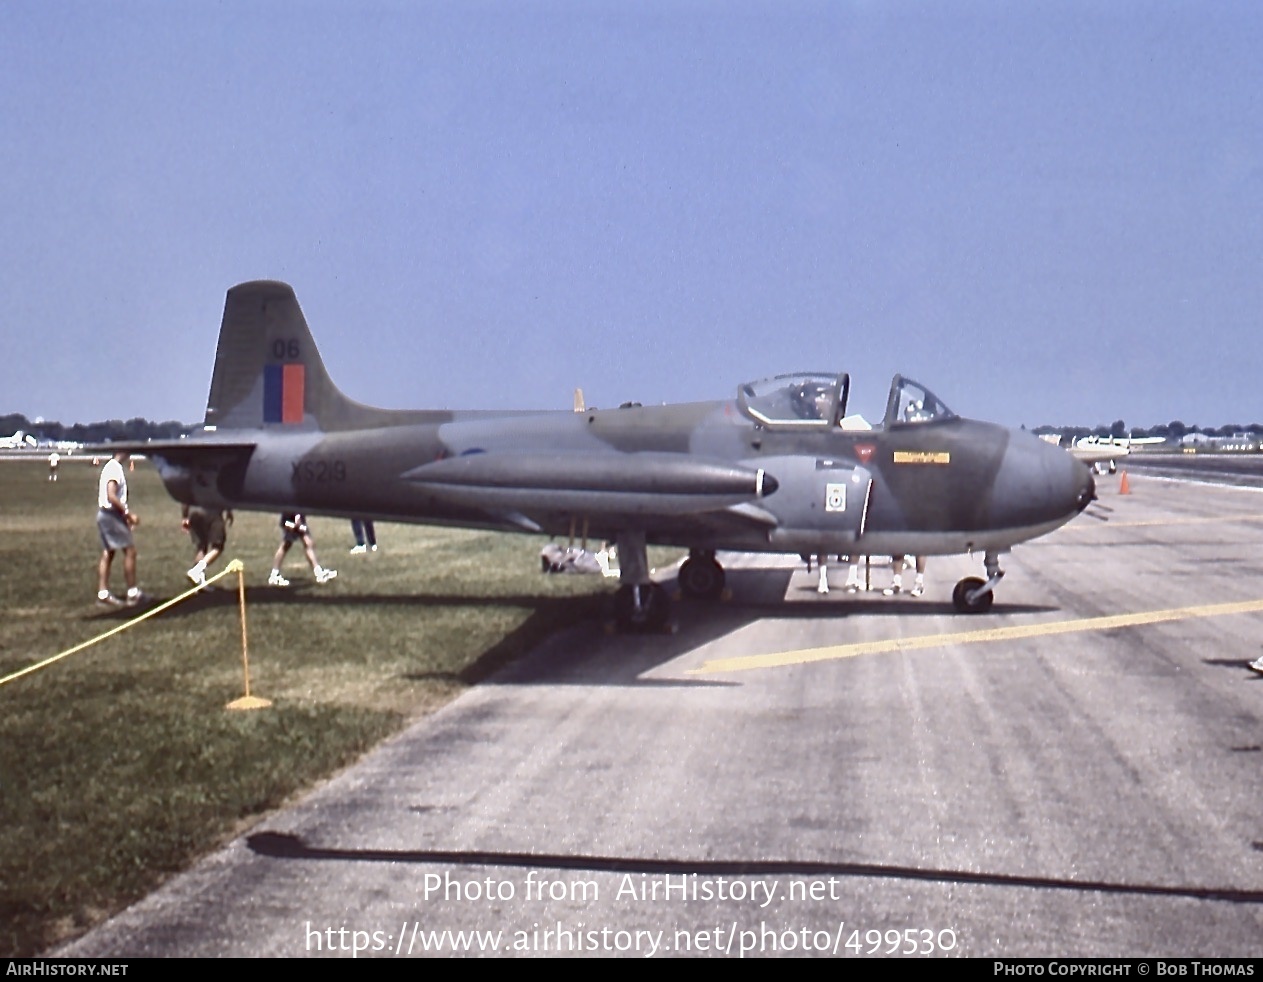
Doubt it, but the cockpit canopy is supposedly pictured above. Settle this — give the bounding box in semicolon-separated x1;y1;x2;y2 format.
881;375;956;428
737;373;849;429
736;372;955;431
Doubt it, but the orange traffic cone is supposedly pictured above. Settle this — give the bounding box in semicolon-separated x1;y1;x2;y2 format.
1118;471;1130;495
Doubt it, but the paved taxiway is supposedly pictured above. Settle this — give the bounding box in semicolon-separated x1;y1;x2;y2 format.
58;466;1263;958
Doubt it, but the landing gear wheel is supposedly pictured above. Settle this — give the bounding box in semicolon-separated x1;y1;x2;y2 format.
612;583;671;632
678;555;726;601
952;576;994;614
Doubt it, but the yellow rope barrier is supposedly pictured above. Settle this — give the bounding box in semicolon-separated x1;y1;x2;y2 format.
0;559;270;710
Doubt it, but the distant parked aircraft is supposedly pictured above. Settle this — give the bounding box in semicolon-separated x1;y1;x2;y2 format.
1073;435;1166;474
0;430;37;449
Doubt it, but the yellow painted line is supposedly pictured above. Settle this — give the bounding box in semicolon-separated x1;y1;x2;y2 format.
691;597;1263;675
1064;513;1263;529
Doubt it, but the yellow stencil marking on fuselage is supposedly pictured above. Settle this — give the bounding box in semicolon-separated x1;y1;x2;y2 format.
892;451;951;464
691;597;1263;675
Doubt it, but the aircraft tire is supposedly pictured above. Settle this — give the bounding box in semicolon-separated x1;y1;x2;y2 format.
952;576;994;614
612;583;671;632
678;555;726;601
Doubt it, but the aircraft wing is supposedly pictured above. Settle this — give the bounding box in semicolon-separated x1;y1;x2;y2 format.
1067;444;1129;466
402;451;776;520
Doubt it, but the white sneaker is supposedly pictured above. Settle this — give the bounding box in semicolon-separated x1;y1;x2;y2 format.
369;544;378;552
315;568;337;584
883;584;902;596
1248;657;1263;675
349;544;367;554
910;582;924;597
187;565;206;586
268;571;290;587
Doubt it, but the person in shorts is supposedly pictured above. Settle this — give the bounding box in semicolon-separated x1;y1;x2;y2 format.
269;514;337;586
182;505;233;587
96;451;145;606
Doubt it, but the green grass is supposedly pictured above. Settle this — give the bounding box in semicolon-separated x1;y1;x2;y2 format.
0;458;650;956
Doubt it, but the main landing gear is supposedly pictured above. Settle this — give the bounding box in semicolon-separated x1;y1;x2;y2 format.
677;549;726;601
608;540;733;631
611;581;672;633
952;550;1005;614
609;530;673;633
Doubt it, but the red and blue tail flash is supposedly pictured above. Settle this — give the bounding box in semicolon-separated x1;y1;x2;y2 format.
263;364;305;424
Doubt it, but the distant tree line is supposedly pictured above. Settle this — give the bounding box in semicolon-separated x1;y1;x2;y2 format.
0;412;192;445
1030;420;1263;442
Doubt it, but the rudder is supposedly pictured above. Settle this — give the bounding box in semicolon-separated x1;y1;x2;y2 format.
205;281;350;432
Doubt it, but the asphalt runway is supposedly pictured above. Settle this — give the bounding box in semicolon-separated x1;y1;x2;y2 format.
57;466;1263;958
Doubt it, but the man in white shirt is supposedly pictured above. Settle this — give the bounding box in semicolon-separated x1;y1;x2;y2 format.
96;451;144;606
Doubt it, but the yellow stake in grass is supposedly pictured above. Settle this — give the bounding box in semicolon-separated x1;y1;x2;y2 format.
225;559;271;711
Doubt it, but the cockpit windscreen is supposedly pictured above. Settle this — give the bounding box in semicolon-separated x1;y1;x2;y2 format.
882;375;956;428
737;373;849;429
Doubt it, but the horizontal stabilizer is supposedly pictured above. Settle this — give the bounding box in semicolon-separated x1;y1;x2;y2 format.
85;438;259;510
86;438;259;461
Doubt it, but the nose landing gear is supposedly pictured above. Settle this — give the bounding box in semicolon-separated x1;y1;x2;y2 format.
952;551;1005;614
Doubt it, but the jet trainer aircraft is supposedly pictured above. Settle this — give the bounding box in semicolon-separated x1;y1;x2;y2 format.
130;280;1095;631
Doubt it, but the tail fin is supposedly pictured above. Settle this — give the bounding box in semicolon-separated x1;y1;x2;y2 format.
204;281;430;433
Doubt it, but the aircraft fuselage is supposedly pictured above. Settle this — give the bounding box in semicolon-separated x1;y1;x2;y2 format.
127;280;1095;628
156;398;1092;561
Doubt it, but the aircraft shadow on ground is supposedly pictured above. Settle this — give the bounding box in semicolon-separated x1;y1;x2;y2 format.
244;831;1263;906
146;587;600;614
85;568;1060;691
478;569;1062;690
1204;657;1263;685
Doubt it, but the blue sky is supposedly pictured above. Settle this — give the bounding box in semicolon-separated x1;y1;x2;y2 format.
2;1;1260;432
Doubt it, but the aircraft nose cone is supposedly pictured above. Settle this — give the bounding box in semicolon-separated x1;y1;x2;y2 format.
1077;472;1096;512
991;430;1098;533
